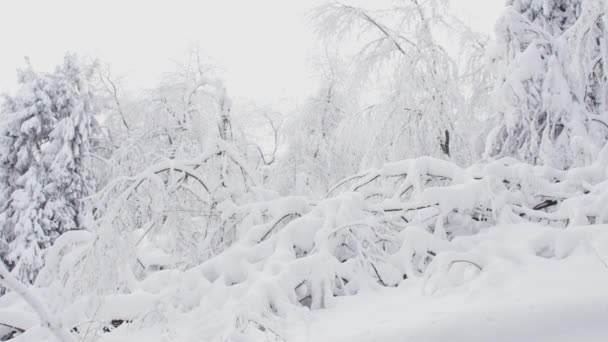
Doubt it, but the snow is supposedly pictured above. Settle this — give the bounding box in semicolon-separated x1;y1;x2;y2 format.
0;1;607;341
299;223;608;342
8;212;608;341
306;284;608;342
0;309;37;331
5;148;608;341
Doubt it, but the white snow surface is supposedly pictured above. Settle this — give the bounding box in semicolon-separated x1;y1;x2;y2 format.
300;224;608;342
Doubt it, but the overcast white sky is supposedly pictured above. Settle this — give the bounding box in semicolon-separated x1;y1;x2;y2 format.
0;0;503;106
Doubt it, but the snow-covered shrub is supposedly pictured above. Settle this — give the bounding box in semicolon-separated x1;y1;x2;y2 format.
5;143;608;340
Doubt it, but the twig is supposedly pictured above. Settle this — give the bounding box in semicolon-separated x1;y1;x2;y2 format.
260;213;301;242
448;260;482;272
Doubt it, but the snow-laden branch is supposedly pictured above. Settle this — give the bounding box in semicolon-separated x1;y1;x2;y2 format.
0;261;75;342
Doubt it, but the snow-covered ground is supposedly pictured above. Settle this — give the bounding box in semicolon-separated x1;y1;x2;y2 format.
294;224;608;342
4;223;608;341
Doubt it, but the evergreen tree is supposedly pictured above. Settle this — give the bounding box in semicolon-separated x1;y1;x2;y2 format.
0;55;97;283
0;63;57;283
44;55;97;237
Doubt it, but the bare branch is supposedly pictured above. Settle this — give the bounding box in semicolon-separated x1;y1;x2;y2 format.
97;65;130;132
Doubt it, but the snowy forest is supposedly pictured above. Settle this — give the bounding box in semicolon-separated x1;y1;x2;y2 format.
0;0;608;341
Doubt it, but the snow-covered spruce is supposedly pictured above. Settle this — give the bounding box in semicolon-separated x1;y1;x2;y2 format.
0;55;97;284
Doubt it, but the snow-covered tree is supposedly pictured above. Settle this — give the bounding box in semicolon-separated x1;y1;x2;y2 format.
486;0;608;168
311;0;478;165
78;50;265;284
281;55;355;196
0;55;97;283
44;54;97;236
569;0;608;152
0;64;57;283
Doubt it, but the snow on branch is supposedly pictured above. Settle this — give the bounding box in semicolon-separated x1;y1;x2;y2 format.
0;261;75;342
